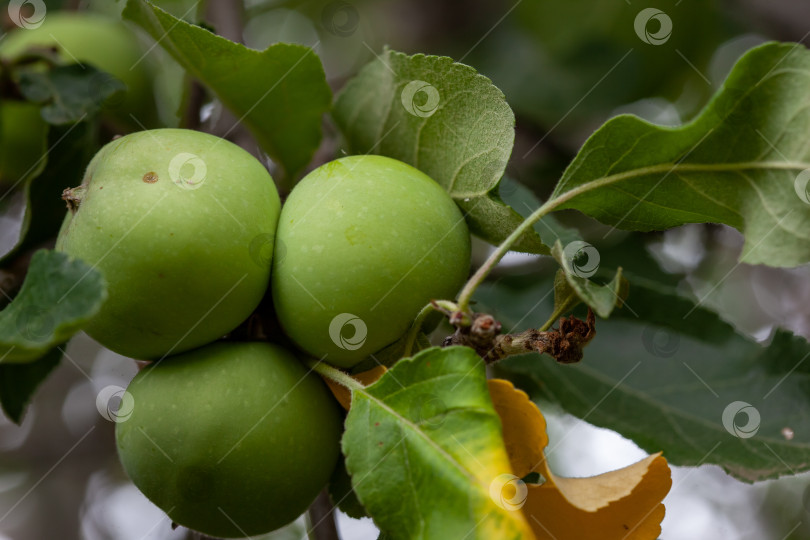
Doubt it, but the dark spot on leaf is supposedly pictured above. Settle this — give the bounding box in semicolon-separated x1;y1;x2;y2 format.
374;422;379;426
143;172;158;184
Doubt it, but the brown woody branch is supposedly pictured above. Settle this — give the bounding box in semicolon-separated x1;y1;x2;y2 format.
442;308;596;365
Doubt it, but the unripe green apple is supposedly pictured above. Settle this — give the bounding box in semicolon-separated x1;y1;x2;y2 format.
56;129;280;359
0;12;159;129
116;341;342;538
272;155;471;368
0;101;47;192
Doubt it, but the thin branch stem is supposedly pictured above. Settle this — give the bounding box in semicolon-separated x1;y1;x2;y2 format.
182;80;206;131
538;307;562;332
402;302;436;357
307;489;340;540
307;359;364;391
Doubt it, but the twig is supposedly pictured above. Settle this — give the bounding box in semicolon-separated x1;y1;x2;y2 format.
307;489;341;540
444;309;596;364
182;80;206;131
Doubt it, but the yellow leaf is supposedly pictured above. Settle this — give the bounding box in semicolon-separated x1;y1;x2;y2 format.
524;455;671;540
323;365;387;410
488;378;672;540
488;378;548;478
548;454;669;512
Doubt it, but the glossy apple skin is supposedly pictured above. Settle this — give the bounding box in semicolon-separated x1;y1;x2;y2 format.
56;129;280;359
116;342;342;538
272;155;471;368
0;12;159;128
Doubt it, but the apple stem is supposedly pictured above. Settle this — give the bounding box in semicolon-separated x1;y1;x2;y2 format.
402;302;437;357
306;489;340;540
308;359;364;391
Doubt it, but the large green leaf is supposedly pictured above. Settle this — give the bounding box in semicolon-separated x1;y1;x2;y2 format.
0;250;106;363
482;274;810;482
333;49;548;254
548;42;810;267
124;0;331;179
342;346;533;539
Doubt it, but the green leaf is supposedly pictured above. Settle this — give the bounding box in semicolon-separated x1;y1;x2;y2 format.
0;250;106;363
609;271;737;345
548;269;580;323
333;49;547;253
548;42;810;268
18;64;125;125
0;346;62;424
489;275;810;482
551;240;626;318
123;0;331;179
342;346;533;539
1;120;97;264
457;191;550;255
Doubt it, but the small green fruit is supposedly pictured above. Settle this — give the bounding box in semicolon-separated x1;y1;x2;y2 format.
115;342;342;538
0;12;159;128
56;129;280;359
272;155;470;368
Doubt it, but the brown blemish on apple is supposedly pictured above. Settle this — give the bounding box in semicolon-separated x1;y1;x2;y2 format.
143;172;158;184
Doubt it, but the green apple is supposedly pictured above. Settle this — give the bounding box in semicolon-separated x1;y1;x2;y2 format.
272;155;471;368
56;128;280;359
116;341;342;538
0;101;47;192
0;12;159;129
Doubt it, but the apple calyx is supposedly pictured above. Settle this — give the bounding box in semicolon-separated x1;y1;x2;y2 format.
61;185;86;212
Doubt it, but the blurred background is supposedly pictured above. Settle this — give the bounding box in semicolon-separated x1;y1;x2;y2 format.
2;0;810;539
